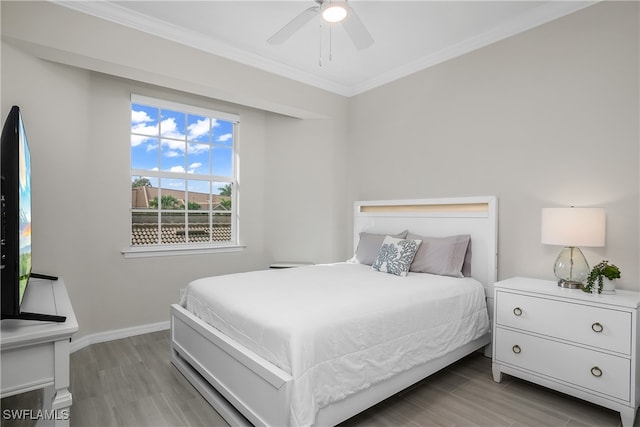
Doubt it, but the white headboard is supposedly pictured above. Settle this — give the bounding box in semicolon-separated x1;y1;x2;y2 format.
353;196;498;293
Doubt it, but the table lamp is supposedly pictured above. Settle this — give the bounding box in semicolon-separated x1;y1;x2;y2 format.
541;207;605;288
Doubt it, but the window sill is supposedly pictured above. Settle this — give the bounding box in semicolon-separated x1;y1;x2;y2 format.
122;243;246;259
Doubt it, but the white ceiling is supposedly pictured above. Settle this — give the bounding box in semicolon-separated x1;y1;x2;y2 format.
56;1;595;97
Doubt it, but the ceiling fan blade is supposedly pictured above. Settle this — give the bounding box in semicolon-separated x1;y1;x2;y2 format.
343;5;374;50
267;6;320;45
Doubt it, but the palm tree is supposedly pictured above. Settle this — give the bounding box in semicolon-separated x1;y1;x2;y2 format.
219;184;232;196
218;184;232;210
149;195;182;210
132;177;152;188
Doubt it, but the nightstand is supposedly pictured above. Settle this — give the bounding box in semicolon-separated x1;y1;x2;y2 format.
492;277;640;427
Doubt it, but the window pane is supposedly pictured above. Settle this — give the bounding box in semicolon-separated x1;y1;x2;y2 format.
213;206;232;242
161;138;186;173
161;211;185;244
131;137;159;171
131;212;158;245
212;146;233;177
160;109;185;140
131;104;158;136
212;180;231;242
213;119;233;147
157;178;185;210
131;176;158;209
212;217;231;242
187;142;210;175
130;96;238;248
187;180;210;210
187;211;210;243
187;114;210;143
213;182;232;211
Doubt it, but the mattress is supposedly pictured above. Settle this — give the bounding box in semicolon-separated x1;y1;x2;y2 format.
180;262;490;426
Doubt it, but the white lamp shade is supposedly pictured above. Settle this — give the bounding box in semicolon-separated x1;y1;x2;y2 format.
541;207;605;247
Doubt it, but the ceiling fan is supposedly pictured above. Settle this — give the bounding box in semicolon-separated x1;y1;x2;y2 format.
267;0;374;50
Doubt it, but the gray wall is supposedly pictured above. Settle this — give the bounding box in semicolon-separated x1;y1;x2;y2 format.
348;1;639;288
1;1;638;340
1;1;349;340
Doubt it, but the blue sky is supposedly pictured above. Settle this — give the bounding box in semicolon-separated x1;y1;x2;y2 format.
130;103;234;195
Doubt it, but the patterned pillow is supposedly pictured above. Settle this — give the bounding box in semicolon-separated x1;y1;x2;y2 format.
372;236;422;277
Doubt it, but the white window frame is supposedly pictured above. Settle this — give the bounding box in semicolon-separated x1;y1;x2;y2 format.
123;94;243;258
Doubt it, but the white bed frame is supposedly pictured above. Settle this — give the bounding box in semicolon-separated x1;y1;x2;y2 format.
170;196;498;426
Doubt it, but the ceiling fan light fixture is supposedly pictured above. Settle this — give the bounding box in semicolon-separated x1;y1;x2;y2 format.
321;2;348;23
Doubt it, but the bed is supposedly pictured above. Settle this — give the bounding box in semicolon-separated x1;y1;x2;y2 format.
170;196;498;426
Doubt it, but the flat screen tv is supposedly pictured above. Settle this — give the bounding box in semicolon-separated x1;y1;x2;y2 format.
1;105;64;322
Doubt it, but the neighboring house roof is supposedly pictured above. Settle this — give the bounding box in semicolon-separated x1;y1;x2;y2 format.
131;223;232;245
132;186;230;210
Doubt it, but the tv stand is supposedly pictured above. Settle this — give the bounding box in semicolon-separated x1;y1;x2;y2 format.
0;274;65;322
1;277;77;426
1;311;66;322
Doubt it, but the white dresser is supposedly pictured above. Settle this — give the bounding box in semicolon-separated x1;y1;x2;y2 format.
492;277;639;427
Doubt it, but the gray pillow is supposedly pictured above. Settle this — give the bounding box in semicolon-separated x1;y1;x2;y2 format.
407;234;471;277
353;230;408;265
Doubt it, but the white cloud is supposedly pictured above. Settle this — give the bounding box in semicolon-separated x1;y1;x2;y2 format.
131;109;159;148
169;166;185;173
187;142;209;155
217;133;233;142
188;162;203;174
160;117;184;140
131;134;146;147
132;109;153;124
162;139;187;154
188;118;209;141
131;129;159;147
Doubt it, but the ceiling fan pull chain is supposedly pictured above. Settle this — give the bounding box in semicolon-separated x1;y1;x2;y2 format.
329;24;333;61
318;22;323;67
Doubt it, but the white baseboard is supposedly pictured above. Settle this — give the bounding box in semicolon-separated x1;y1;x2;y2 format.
70;320;170;353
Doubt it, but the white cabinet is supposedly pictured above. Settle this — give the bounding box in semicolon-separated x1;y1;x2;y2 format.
492;277;639;427
1;277;78;426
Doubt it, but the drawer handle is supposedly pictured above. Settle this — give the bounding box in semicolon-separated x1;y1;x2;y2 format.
512;345;522;354
591;322;604;333
591;366;603;377
513;307;523;316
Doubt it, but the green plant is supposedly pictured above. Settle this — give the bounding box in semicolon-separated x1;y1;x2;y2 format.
583;260;621;294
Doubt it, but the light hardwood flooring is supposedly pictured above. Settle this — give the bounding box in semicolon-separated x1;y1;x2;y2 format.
3;329;638;426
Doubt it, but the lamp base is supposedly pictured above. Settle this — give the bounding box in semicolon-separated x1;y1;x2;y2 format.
557;279;583;289
553;246;589;290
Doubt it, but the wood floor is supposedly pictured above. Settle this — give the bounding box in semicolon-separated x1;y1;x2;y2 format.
3;329;638;426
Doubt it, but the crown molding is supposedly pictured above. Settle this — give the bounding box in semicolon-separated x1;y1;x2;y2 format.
52;0;353;96
52;1;597;98
351;1;597;95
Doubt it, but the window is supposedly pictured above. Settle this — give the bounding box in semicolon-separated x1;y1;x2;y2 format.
128;95;239;254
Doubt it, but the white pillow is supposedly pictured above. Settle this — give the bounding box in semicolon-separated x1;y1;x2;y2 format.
371;236;422;277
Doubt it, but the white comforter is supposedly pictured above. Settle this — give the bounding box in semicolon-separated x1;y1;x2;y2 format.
180;262;490;426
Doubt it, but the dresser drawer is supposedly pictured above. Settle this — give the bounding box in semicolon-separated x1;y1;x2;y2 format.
496;291;631;354
495;328;631;401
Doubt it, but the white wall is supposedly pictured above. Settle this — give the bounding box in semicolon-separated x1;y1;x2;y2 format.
1;1;638;342
1;1;349;340
348;1;639;290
